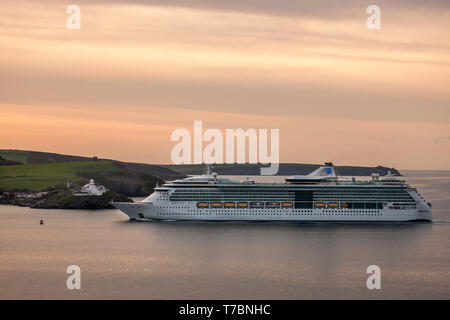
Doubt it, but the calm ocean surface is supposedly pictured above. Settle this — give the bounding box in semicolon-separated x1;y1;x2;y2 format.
1;171;449;299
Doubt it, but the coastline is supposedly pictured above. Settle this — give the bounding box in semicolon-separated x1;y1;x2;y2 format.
0;189;133;210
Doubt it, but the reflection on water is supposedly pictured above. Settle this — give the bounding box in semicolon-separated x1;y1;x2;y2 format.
0;171;449;299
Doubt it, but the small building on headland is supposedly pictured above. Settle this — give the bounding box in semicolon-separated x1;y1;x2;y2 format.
73;179;108;196
15;192;47;199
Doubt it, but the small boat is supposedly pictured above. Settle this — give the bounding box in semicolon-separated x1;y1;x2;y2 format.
223;202;236;208
281;202;293;208
266;202;280;208
196;202;209;208
327;202;339;209
237;202;249;208
250;202;265;208
211;202;223;208
314;202;325;208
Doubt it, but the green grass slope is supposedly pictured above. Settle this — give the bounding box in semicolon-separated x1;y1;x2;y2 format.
0;150;28;164
0;149;185;181
0;161;119;191
0;160;165;196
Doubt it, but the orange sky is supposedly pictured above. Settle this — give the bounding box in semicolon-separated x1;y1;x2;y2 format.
1;0;449;169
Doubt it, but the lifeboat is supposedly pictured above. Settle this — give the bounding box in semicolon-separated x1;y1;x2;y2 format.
196;202;209;208
341;203;349;208
224;202;236;208
314;202;325;208
266;202;280;208
250;202;265;208
237;202;249;208
327;202;339;209
281;202;293;208
211;202;222;208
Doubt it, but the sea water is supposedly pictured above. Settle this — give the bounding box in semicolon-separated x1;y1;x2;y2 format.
0;170;449;299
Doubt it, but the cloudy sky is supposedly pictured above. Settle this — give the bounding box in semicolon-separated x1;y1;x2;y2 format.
0;0;449;169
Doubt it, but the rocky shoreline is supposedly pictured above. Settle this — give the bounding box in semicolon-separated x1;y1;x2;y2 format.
0;189;133;210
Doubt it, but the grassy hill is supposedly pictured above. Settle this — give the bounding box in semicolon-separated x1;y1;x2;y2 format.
0;160;169;196
0;161;116;191
0;150;28;165
0;149;93;165
0;150;184;180
0;150;185;196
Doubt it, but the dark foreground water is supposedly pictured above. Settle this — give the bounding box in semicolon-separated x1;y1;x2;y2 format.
0;171;449;299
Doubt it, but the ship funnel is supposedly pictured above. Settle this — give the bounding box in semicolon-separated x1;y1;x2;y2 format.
285;162;338;184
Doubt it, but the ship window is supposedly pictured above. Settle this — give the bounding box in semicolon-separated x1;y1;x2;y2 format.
353;203;365;209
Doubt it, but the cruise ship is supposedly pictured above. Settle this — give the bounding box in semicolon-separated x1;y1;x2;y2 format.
111;163;432;222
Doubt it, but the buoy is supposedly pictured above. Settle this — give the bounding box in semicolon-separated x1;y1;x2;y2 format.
40;220;44;225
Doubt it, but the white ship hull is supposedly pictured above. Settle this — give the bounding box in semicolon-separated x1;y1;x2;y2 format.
111;202;432;222
111;163;432;223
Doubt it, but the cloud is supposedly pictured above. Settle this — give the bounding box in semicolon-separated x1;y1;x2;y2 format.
6;0;450;19
1;0;450;169
45;0;450;18
433;136;450;143
0;0;449;123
